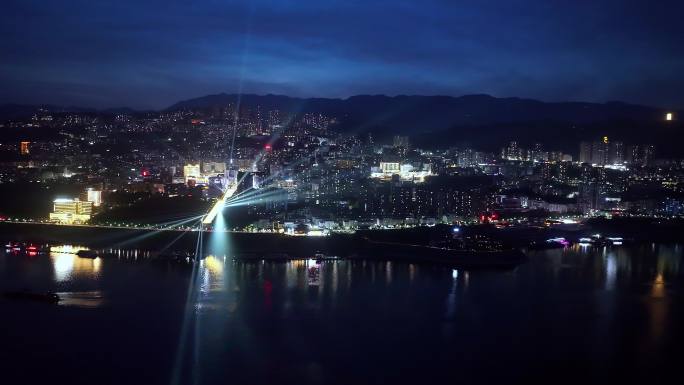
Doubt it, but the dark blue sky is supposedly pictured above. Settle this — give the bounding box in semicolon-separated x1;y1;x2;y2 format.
2;0;683;109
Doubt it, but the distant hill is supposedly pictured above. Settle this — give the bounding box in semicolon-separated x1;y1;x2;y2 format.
168;93;669;126
2;94;682;155
0;104;150;121
169;93;683;155
0;104;97;120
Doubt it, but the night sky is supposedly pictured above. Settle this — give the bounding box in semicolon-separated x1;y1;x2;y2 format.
2;0;683;109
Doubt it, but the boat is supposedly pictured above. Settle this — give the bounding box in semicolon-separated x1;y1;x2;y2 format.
2;291;60;304
76;249;99;259
3;242;47;256
529;237;570;250
577;234;624;246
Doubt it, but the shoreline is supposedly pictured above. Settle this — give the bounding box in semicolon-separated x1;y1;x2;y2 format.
0;222;526;269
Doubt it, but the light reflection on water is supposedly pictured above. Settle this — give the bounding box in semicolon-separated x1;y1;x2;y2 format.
50;253;102;282
2;242;684;384
56;291;105;308
605;253;617;290
0;243;680;307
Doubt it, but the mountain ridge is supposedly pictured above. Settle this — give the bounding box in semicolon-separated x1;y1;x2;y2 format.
2;93;681;155
166;93;681;155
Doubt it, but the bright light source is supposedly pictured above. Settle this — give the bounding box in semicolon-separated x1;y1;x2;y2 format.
666;112;673;121
202;185;238;225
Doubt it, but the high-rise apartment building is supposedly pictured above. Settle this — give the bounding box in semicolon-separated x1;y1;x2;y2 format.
579;138;625;165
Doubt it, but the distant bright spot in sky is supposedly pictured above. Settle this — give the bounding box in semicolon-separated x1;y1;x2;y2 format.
666;112;673;121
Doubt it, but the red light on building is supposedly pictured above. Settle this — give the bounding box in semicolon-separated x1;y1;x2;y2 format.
479;212;499;223
264;144;272;151
141;169;150;177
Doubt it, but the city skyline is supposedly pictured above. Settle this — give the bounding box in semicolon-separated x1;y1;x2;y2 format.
3;3;684;385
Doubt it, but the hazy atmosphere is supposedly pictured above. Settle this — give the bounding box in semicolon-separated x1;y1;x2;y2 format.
2;0;684;109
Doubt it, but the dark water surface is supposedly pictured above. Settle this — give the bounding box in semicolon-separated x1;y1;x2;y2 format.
1;243;683;385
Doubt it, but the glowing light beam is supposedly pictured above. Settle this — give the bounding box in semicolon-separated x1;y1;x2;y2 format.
202;185;238;225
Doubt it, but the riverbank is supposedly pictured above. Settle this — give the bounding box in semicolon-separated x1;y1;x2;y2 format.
0;222;526;269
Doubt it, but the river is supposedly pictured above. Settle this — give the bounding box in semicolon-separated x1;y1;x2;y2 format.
1;243;683;384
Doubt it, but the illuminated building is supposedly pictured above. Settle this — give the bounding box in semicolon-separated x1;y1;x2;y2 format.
235;158;257;172
580;139;624;166
630;144;655;167
20;141;30;155
183;163;202;184
380;161;400;174
371;162;434;183
592;139;609;165
609;141;624;164
86;188;102;207
202;161;226;175
49;198;93;224
504;141;522;160
184;162;229;185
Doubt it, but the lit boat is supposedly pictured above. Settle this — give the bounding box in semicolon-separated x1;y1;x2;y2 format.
546;237;570;247
529;237;570;250
577;234;624;246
